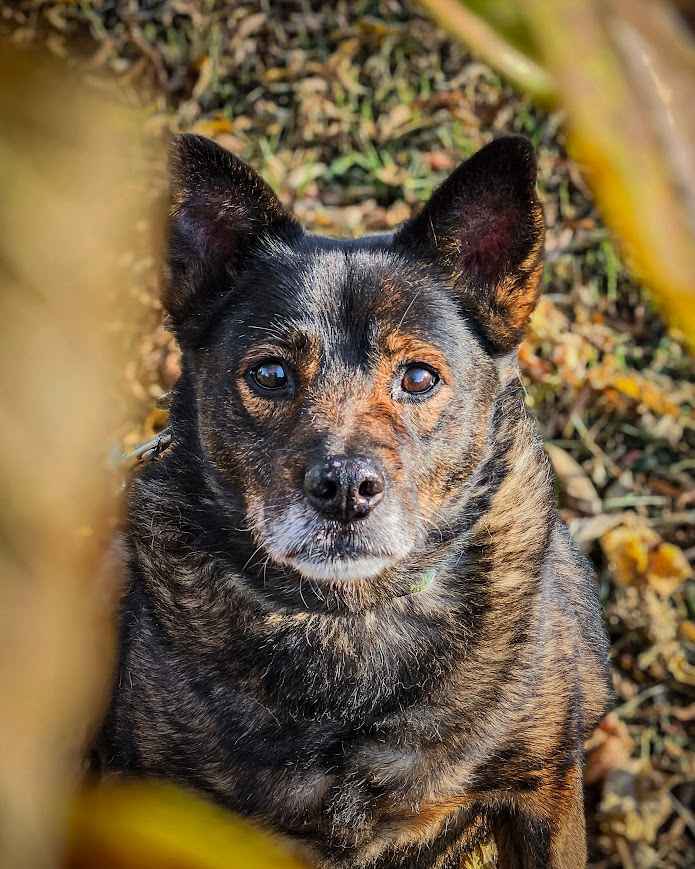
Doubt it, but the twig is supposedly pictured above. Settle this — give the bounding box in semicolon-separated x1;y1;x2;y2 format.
651;511;695;527
569;412;623;479
546;229;609;261
612;683;667;719
603;495;669;510
124;427;172;463
670;793;695;839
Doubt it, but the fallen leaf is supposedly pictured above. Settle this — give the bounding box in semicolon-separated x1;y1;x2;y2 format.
569;512;630;549
646;543;692;597
598;761;672;845
610;373;681;417
192;115;235;138
424;151;455;171
545;443;601;514
601;522;659;587
672;703;695;722
585;714;635;785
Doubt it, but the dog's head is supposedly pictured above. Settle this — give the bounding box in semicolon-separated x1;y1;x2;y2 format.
165;134;543;590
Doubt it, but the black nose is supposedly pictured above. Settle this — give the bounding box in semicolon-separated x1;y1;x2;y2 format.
304;455;385;522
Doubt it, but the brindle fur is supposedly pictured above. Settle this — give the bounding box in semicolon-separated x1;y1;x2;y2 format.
95;134;610;867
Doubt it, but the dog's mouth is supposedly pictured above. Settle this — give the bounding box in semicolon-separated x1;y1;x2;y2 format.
283;553;395;582
256;502;414;583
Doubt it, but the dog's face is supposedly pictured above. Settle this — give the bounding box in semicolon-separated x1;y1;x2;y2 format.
166;135;543;588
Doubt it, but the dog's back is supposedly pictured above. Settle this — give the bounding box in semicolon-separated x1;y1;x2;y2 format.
96;134;610;868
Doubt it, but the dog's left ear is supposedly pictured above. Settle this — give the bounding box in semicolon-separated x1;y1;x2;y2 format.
394;136;544;353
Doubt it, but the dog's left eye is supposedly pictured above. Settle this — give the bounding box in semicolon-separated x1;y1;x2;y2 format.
248;360;291;394
401;365;438;395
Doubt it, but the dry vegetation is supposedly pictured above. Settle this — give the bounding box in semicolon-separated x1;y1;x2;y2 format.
2;1;693;866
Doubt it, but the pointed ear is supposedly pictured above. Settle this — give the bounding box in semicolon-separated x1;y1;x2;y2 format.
394;136;544;353
165;134;300;340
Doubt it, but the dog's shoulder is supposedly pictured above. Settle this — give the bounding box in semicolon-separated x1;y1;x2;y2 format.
541;518;612;732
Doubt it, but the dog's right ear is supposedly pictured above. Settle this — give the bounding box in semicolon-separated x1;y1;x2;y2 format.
165;134;299;341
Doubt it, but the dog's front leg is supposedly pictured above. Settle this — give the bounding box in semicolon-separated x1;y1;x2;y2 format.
492;766;586;869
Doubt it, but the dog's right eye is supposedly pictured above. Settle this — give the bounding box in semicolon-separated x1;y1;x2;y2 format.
248;360;291;394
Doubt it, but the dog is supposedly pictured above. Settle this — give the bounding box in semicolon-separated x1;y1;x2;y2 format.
95;133;611;868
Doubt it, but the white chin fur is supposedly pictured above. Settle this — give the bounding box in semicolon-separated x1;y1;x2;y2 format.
287;556;391;582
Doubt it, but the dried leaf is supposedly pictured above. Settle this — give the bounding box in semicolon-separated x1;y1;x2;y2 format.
646;543;692;597
585;714;635;785
679;621;695;644
609;373;681;417
545;443;601;515
601;522;657;587
192;115;235;138
66;780;308;869
569;512;631;549
598;761;672;845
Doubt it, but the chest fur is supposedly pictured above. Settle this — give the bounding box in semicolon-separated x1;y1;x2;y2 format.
109;597;483;851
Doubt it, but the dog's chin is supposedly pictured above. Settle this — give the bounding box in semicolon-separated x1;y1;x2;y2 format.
285;555;394;582
256;502;415;584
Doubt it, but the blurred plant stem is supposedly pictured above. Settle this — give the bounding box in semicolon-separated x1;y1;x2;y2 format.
419;0;695;349
0;49;147;869
418;0;556;102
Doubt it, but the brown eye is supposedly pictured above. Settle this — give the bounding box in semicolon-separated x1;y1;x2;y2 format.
250;360;290;393
401;365;438;395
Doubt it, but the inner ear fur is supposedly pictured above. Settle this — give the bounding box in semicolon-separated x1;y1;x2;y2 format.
166;134;300;341
394;135;545;354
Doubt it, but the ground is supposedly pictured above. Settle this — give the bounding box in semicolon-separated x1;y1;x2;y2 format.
3;1;693;865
